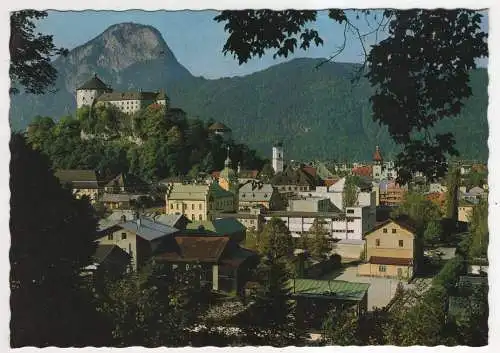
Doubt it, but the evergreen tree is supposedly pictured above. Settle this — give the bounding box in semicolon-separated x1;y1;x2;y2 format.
342;176;358;209
424;221;442;248
307;218;330;261
468;198;488;258
322;306;362;345
10;133;107;346
445;167;460;225
259;217;293;260
239;256;305;346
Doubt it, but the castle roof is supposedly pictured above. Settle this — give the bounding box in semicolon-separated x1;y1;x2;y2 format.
77;74;110;91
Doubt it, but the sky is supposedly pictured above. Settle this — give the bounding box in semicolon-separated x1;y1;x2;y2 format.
36;10;489;79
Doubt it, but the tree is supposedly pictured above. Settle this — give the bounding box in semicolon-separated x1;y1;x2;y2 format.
10;11;68;94
468;198;488;258
239;256;305;346
322;306;362;345
10;133;106;346
342;176;359;209
214;10;487;183
424;221;442;248
307;219;330;261
97;261;207;346
391;191;442;233
259;217;294;260
445;167;460;224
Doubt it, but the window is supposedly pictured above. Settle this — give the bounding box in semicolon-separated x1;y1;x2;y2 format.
121;232;127;240
379;265;387;272
192;214;195;220
199;204;202;210
383;228;388;233
375;239;380;246
392;229;396;234
347;209;354;214
108;234;114;240
199;214;203;221
191;204;194;210
176;204;179;210
170;204;174;210
399;240;404;247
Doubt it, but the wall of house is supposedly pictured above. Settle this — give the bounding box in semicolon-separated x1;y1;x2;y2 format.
77;88;106;108
98;229;138;270
357;263;413;279
458;206;473;223
365;223;414;260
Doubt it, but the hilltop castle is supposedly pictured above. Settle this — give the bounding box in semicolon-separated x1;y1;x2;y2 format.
76;74;168;114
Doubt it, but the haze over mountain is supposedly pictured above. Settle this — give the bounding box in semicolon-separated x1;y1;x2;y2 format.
10;22;488;162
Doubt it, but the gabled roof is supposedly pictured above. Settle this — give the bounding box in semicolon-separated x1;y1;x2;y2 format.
54;169;99;189
352;166;373;178
155;214;188;229
239;182;275;202
186;218;245;235
155;235;230;263
365;217;417;236
271;166;316;186
77;75;110;90
120;217;178;241
93;244;131;265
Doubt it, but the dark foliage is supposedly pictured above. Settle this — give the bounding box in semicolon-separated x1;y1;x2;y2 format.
10;11;68;95
10;133;107;346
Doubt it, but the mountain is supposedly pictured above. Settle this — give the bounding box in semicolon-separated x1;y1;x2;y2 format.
9;23;489;162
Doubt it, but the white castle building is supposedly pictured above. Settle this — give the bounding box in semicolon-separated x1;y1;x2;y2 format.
76;74;168;114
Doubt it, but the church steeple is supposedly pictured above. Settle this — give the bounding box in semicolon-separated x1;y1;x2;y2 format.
224;146;231;168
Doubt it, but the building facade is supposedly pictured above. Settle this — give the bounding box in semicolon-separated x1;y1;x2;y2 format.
272;142;284;174
165;182;236;221
358;219;418;280
238;181;284;211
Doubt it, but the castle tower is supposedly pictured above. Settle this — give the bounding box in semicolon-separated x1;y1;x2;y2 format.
218;146;239;211
372;145;383;180
272;142;284;174
76;74;112;109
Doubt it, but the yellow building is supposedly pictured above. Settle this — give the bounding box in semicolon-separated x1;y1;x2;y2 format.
218;149;239;206
458;202;475;223
165;181;236;221
358;218;418;280
54;169;100;203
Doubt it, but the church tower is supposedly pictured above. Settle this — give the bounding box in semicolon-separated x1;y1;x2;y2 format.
372;145;383;180
272;142;284;174
218;146;239;211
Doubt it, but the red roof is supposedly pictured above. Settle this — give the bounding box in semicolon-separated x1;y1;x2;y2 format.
324;178;339;187
369;256;413;266
211;171;221;179
373;146;383;162
155;236;229;263
302;166;317;178
352;165;372;177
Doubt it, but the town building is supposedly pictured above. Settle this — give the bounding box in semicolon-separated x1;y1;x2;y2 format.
165;181;236;221
154;234;259;293
290;279;370;330
271;165;316;198
83;244;131;283
185;218;247;243
357;218;420;280
218;148;239;207
287;197;331;213
76;74;167;113
378;180;407;206
213;209;265;232
54;169;101;203
238;180;284;211
208;122;232;141
97;216;179;271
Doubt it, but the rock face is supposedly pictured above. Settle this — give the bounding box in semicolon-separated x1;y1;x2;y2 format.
10;22;193;129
